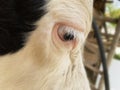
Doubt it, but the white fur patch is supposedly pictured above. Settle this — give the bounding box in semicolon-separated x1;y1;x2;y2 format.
0;0;93;90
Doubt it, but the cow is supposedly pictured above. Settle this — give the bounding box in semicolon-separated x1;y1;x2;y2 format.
0;0;93;90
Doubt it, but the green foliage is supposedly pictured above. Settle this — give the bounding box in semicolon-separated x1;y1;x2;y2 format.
106;4;120;18
106;4;120;27
114;54;120;60
110;9;120;18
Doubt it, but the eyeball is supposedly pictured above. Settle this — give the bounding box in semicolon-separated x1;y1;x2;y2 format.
57;25;78;42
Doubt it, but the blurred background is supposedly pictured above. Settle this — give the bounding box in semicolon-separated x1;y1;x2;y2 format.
84;0;120;90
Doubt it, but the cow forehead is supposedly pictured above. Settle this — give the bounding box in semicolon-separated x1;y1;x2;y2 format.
46;0;93;34
47;0;93;11
47;0;93;8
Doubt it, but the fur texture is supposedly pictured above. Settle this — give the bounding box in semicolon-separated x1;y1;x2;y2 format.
0;0;45;55
0;0;93;90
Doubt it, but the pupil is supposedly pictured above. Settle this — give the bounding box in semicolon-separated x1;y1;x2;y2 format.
63;33;74;41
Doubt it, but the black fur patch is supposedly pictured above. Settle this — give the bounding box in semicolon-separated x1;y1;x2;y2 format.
0;0;46;55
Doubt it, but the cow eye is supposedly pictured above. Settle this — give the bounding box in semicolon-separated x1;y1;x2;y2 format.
57;25;77;41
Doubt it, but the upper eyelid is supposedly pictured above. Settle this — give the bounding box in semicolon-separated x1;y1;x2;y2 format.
56;22;84;33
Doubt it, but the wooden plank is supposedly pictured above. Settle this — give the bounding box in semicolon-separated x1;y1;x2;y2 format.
85;63;103;75
99;19;120;90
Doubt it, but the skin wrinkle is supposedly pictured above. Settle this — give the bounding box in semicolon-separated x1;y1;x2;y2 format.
47;0;92;36
0;0;93;90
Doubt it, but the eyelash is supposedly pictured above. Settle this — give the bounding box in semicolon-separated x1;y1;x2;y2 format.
57;25;78;41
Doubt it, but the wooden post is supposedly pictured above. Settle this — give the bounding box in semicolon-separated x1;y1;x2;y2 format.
99;19;120;90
